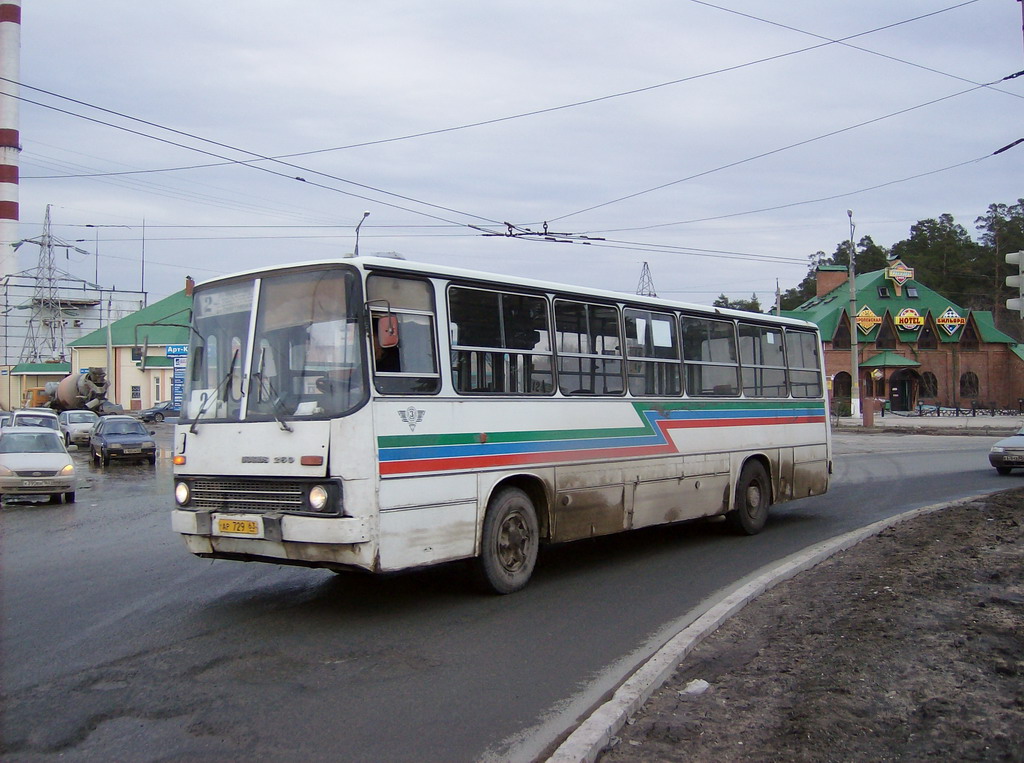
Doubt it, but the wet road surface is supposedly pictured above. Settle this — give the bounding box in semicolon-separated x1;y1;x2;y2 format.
0;427;1009;761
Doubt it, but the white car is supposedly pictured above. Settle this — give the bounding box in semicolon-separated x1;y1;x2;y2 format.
988;427;1024;475
10;409;61;432
58;409;100;447
0;426;77;504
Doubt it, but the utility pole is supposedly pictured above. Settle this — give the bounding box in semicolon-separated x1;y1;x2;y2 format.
848;210;861;419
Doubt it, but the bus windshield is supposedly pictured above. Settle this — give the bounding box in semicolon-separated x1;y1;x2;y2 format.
184;266;365;422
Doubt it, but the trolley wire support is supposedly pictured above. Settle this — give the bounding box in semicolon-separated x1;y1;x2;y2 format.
469;221;606;245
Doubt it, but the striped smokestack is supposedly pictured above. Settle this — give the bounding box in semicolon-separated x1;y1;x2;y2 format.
0;0;21;278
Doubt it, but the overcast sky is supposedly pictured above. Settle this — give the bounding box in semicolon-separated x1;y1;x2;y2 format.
11;0;1024;305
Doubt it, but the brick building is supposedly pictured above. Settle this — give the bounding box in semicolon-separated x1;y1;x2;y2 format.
783;259;1024;413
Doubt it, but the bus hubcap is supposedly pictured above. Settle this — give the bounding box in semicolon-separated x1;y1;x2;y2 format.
498;512;529;572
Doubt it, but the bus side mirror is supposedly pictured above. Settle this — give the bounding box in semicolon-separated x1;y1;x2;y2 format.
377;314;400;348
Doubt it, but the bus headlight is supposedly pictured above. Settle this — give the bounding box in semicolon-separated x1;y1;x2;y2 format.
175;481;191;506
308;484;329;511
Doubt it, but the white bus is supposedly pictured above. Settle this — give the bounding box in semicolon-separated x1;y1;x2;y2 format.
171;257;831;593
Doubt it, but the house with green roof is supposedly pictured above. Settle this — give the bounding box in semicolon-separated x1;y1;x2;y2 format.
783;259;1024;412
66;287;193;413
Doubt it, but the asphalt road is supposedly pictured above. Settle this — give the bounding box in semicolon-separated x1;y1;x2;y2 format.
0;427;1009;762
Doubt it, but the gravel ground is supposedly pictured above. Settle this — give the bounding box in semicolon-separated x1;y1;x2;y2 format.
598;488;1024;762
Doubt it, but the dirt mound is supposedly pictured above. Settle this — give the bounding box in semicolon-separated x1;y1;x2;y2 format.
600;490;1024;762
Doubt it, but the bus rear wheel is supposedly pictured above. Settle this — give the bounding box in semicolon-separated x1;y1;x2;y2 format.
476;487;539;595
727;461;770;535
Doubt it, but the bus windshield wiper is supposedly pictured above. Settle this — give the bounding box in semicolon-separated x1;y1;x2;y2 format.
250;347;293;432
189;348;239;434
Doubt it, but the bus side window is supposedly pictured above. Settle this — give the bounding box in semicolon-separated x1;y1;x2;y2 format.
554;300;624;396
680;316;739;396
366;275;441;395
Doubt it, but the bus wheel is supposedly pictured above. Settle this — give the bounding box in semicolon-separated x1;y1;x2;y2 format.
476;487;539;595
727;461;770;535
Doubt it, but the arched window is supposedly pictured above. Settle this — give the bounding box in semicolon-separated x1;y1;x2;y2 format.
875;320;896;350
918;322;938;350
960;323;980;351
833;371;851;398
832;317;851;350
960;371;979;398
921;371;938;398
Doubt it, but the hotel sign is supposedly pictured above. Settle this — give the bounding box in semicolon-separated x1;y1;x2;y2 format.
936;306;966;336
855;306;883;334
894;308;924;331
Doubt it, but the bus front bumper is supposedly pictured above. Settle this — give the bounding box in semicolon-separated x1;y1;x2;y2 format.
172;509;372;545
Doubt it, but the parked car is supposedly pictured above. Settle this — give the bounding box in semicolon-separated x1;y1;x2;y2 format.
58;409;100;447
0;412;12;428
10;409;61;432
988;426;1024;474
89;415;158;466
0;426;77;504
137;400;180;423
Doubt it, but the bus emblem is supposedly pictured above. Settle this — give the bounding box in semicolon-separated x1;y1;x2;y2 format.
398;407;425;431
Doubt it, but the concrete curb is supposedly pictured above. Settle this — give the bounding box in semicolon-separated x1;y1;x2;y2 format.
545;497;974;763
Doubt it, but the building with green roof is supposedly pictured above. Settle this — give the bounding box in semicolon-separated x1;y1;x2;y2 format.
783;259;1024;412
66;288;193;413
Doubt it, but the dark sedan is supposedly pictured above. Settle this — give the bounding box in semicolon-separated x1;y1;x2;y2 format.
138;401;180;423
89;415;158;466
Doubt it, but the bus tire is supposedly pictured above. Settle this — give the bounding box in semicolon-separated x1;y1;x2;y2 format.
475;487;539;595
727;461;770;535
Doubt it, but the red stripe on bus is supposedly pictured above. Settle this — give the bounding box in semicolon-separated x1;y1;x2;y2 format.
380;444;675;475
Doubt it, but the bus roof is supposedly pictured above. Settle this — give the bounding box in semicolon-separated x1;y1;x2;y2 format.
195;255;819;330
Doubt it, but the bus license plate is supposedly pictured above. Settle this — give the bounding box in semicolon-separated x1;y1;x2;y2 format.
216;517;262;536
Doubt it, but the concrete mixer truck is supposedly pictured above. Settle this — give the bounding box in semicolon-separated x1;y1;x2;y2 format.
45;368;124;415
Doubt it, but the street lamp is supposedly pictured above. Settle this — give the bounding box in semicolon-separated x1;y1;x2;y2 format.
354;211;370;257
848;210;861;419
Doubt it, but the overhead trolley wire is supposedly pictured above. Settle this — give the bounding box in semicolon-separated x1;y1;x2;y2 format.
686;0;1021;99
15;2;990;183
5;79;503;229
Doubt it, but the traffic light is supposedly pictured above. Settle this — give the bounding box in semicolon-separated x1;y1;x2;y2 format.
1006;251;1024;315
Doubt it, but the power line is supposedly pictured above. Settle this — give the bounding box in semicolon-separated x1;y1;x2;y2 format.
22;143;348;226
13;2;990;184
687;0;1022;100
515;232;809;266
586;153;994;234
547;82;996;224
6;81;503;228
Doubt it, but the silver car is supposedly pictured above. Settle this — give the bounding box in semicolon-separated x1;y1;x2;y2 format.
988;427;1024;475
0;426;77;504
58;410;100;447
